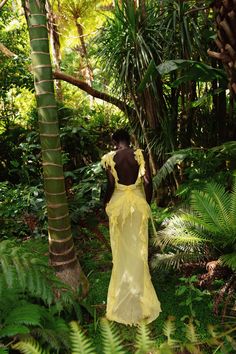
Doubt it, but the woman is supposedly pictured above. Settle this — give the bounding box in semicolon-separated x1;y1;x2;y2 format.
101;129;161;325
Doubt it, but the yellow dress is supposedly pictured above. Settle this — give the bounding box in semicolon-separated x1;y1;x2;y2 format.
101;149;161;325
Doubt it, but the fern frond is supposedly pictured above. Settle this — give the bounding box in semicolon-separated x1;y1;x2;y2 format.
0;325;29;338
5;304;41;327
70;321;96;354
1;255;15;288
100;318;126;354
32;327;69;352
12;339;49;354
0;240;67;306
159;342;174;354
183;343;201;354
135;322;155;354
162;317;178;347
185;321;199;344
218;253;236;271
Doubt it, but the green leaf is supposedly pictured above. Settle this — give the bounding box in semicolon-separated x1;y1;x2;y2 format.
69;321;96;354
5;304;42;327
0;325;30;338
137;59;156;93
12;339;49;354
135;322;155;353
100;318;125;354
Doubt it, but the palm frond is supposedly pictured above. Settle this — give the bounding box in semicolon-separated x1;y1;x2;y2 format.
230;177;236;225
100;318;126;354
203;182;232;231
190;190;223;234
156;215;207;248
153;153;186;188
219;253;236;271
135;322;155;354
69;321;96;354
151;252;200;270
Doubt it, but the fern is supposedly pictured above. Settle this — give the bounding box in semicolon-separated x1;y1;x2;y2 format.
135;322;155;353
70;321;96;354
12;317;236;354
0;240;74;306
154;179;236;271
185;321;199;344
5;304;42;327
0;324;30;338
12;339;49;354
100;318;126;354
162;317;177;347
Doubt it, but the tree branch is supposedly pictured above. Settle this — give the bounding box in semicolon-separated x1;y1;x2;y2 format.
185;6;210;15
0;43;17;57
53;71;134;116
0;0;8;10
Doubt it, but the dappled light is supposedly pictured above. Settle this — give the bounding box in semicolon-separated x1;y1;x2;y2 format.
0;0;236;353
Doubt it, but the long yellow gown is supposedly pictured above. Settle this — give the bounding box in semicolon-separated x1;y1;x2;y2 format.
101;149;161;325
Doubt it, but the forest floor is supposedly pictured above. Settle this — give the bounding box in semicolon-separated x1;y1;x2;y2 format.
73;221;221;353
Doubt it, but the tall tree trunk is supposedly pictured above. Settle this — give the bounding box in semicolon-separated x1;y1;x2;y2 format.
47;0;63;101
74;18;93;86
22;0;88;295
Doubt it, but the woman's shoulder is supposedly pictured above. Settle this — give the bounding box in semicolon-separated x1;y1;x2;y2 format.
101;150;116;168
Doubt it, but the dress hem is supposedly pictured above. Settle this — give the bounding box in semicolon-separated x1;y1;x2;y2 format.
106;309;162;327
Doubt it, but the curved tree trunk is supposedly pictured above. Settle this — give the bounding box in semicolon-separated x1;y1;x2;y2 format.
22;0;88;295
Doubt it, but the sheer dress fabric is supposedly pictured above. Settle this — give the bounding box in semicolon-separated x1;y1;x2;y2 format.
101;149;161;325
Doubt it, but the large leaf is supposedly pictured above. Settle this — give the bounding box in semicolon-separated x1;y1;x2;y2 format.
156;60;227;86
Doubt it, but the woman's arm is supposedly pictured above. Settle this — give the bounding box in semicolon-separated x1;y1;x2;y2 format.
143;153;153;205
103;168;115;207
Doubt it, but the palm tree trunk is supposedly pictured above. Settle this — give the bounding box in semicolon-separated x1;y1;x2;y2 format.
75;19;93;86
22;0;88;295
47;0;63;101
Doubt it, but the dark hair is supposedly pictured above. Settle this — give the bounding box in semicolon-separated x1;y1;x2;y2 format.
112;129;130;144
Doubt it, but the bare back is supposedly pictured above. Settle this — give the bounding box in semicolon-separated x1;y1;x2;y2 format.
113;148;139;185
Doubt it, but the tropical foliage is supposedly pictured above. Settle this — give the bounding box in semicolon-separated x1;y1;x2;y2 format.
1;0;236;353
12;317;236;354
152;179;236;271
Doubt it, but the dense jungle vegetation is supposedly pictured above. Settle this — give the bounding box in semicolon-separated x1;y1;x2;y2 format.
0;0;236;353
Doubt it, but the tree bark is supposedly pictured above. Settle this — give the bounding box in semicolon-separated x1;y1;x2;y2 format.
47;0;63;101
209;0;236;99
22;0;88;295
75;20;93;86
0;0;8;10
